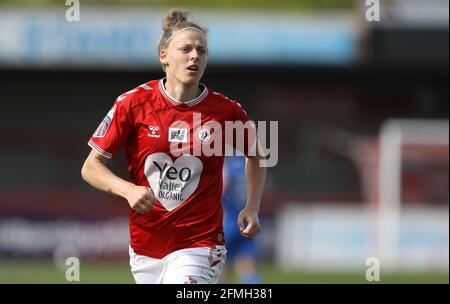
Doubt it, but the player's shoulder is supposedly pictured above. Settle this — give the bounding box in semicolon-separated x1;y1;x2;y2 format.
207;88;250;121
207;88;242;109
115;80;160;109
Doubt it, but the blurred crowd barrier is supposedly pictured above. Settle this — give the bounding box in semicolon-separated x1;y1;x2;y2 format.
276;204;449;271
0;8;356;67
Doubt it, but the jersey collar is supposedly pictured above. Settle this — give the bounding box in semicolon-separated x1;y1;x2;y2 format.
158;78;208;107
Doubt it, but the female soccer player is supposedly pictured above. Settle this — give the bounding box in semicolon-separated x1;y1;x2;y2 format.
81;9;266;284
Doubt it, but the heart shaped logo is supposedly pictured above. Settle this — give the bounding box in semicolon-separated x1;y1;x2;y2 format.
144;153;203;211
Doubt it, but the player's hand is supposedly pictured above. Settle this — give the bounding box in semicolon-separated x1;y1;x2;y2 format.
124;185;157;214
237;207;260;239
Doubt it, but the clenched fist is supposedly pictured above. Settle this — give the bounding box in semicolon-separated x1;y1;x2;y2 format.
124;185;158;214
237;207;261;239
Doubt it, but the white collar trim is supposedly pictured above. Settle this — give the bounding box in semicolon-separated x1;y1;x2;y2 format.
158;78;208;107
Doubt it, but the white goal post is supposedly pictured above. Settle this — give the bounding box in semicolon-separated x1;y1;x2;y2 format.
378;119;449;270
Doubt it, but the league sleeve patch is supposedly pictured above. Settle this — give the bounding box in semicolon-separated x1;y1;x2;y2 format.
92;104;116;138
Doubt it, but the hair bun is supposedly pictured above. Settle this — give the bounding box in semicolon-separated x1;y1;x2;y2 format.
163;9;189;31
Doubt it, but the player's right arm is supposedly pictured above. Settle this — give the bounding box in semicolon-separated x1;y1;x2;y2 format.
82;83;158;214
81;148;157;214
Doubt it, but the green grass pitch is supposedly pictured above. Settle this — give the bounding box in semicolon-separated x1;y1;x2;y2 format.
0;259;447;284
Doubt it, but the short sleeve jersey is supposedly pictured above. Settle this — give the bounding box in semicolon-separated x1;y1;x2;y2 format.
88;78;252;259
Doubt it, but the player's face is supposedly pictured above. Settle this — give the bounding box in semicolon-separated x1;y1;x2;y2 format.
161;30;208;86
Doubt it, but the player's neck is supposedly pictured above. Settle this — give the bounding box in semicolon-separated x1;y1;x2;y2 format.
164;77;200;103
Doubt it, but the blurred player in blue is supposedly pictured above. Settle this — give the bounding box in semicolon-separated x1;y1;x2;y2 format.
221;156;262;284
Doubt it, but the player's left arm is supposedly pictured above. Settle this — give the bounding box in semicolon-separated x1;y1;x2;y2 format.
228;97;267;239
238;152;266;239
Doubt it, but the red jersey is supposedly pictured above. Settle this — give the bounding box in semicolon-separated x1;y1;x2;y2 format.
88;78;251;259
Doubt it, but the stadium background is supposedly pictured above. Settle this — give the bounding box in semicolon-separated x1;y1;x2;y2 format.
0;0;448;283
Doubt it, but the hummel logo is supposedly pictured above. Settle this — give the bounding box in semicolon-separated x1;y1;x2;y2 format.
148;125;160;138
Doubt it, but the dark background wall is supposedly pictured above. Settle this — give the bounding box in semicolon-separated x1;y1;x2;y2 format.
0;63;448;218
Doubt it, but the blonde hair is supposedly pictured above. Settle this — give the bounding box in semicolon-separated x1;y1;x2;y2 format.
157;9;208;71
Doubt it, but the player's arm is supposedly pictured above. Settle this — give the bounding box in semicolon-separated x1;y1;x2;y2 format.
81;149;157;214
238;152;266;239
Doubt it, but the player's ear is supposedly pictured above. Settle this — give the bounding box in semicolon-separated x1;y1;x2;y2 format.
160;49;169;67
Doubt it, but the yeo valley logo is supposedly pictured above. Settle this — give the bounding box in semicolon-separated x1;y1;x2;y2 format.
144;153;203;211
